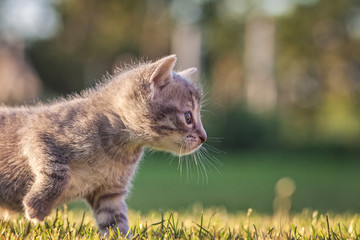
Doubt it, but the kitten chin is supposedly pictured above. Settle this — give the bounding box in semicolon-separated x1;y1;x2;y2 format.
151;135;203;156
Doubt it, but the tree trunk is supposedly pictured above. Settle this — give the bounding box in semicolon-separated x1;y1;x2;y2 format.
244;15;277;113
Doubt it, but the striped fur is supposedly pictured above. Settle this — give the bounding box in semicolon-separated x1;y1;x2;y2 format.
0;55;206;236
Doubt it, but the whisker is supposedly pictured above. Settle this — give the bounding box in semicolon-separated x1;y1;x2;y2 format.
200;109;217;118
194;152;203;184
185;142;193;181
168;154;176;165
178;143;184;181
168;139;223;184
185;152;190;181
206;139;223;143
207;136;224;140
201;146;223;166
194;151;208;184
196;151;209;184
193;151;201;184
199;148;217;175
203;143;225;154
199;147;223;176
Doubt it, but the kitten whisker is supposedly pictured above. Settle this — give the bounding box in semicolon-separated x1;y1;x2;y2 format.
185;152;190;181
185;143;193;181
187;151;195;181
206;139;223;143
179;143;186;181
197;149;212;173
178;144;183;166
201;146;224;168
202;143;225;154
196;151;209;184
168;154;176;166
200;89;210;102
207;136;224;140
169;141;224;184
190;147;199;184
198;147;223;176
200;100;210;109
199;89;210;111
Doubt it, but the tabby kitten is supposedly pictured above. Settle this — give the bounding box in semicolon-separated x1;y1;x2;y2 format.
0;55;206;236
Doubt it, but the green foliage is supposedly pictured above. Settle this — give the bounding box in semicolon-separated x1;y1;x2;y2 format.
28;0;171;94
276;0;360;146
205;105;279;150
21;0;360;150
2;208;360;239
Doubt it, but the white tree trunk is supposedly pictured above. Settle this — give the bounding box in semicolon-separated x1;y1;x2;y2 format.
244;15;277;113
171;23;202;82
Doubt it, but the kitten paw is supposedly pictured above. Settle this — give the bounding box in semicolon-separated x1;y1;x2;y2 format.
24;211;40;224
23;197;51;222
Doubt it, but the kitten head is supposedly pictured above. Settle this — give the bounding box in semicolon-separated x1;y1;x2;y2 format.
146;55;207;156
111;55;206;156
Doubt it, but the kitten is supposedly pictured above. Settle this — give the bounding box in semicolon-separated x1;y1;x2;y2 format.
0;55;206;236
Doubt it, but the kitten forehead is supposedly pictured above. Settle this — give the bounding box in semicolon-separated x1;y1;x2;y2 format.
171;73;201;104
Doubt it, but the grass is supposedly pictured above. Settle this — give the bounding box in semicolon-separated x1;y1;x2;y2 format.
69;150;360;214
3;151;360;239
2;207;360;239
129;151;360;213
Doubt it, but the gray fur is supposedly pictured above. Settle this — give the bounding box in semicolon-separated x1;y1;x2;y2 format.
0;55;206;237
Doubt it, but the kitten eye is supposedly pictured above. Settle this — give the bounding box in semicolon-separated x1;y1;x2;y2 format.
184;112;193;124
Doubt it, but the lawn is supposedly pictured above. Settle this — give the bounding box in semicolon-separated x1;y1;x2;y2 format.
2;207;360;239
128;150;360;213
69;150;360;214
2;151;360;239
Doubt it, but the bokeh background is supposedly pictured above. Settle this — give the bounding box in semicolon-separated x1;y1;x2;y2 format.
1;0;360;215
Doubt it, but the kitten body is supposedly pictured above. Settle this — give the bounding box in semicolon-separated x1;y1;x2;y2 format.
0;55;206;236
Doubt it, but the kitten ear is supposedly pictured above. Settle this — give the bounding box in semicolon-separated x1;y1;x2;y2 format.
178;67;197;78
150;55;177;87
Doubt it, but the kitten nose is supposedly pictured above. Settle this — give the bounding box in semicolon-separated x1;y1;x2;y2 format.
198;128;207;144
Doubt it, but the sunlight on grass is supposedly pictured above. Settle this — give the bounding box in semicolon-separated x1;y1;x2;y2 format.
1;205;360;239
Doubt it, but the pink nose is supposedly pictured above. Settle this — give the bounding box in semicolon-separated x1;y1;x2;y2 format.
198;127;207;144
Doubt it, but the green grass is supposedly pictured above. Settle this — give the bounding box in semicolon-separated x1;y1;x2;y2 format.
127;151;360;213
2;151;360;239
68;150;360;214
2;207;360;239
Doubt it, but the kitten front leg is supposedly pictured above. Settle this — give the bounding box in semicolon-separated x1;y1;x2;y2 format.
87;191;130;237
23;163;70;221
23;133;71;221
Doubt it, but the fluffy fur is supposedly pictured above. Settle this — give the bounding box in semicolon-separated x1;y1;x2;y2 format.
0;55;206;236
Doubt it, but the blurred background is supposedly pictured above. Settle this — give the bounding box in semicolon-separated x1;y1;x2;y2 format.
1;0;360;215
